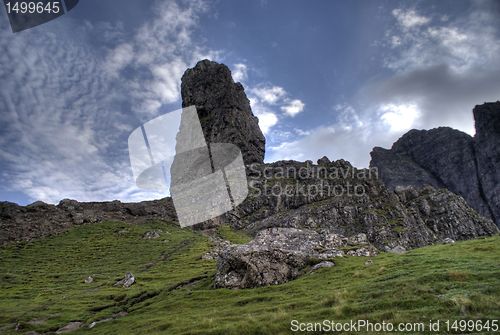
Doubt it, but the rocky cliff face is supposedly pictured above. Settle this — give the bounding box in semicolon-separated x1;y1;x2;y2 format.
473;102;500;226
211;157;497;288
223;159;497;250
370;102;500;226
181;59;265;165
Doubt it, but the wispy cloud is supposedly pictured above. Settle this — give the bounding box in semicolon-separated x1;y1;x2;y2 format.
229;63;306;135
0;0;214;204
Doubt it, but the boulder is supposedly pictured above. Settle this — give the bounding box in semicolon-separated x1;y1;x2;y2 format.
114;272;135;288
214;228;376;288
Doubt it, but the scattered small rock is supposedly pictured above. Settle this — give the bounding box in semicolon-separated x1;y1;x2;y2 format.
364;259;373;266
387;245;407;254
143;230;162;239
84;276;94;284
56;321;82;334
442;237;455;244
114;272;135;288
117;229;129;236
311;261;335;271
88;319;112;329
347;246;378;257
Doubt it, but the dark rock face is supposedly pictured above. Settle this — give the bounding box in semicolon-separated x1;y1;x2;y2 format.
214;228;376;288
474;102;500;226
370;103;500;226
181;59;265;165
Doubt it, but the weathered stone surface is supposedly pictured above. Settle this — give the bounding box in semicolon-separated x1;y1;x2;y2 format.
442;238;455;244
181;59;265;165
473;101;500;226
214;228;378;288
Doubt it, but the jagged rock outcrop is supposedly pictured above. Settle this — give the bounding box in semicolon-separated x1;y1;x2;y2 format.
370;128;491;221
473;102;500;226
370;102;500;226
181;59;265;165
214;158;497;288
0;198;176;245
209;159;497;255
214;228;376;288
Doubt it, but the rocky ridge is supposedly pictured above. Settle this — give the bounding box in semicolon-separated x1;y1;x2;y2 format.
0;198;176;245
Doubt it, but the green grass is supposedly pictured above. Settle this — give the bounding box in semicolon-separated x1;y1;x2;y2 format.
0;221;499;334
216;224;252;244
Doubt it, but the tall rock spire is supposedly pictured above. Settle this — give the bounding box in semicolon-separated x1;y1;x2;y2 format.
181;59;265;165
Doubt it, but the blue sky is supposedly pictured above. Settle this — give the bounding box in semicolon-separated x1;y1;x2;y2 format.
1;0;499;205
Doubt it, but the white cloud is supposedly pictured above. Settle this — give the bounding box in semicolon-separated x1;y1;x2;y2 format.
232;63;248;82
280;99;305;117
392;8;430;29
255;111;279;135
251;85;287;104
238;68;306;135
378;103;421;133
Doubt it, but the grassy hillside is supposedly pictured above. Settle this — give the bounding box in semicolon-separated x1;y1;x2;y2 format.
0;221;499;334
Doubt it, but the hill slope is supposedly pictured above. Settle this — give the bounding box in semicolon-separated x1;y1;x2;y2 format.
1;221;499;334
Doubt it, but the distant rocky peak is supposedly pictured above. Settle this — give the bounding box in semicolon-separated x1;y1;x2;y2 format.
370;102;500;226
